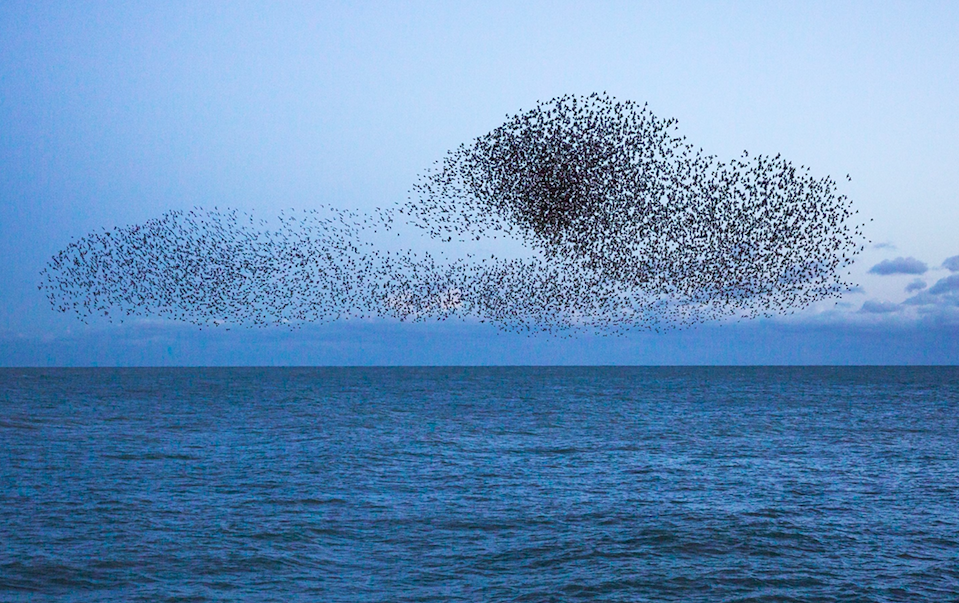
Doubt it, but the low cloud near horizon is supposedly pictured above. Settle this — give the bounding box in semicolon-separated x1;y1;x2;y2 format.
859;300;900;314
903;273;959;318
843;273;959;323
868;257;928;275
3;318;958;366
905;279;927;293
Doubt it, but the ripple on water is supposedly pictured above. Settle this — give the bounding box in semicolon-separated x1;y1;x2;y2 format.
1;367;958;602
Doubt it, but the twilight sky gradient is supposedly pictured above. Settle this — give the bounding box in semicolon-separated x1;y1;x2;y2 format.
2;1;958;365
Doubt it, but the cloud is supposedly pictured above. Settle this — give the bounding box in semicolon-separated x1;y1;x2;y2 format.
873;242;896;250
904;274;959;311
5;320;959;366
868;257;928;275
943;255;959;272
859;300;900;314
905;279;927;293
928;273;959;295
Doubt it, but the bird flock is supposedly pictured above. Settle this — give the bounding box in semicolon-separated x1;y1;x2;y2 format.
42;94;867;334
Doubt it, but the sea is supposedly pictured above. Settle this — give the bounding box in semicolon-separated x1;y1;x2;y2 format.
1;367;957;602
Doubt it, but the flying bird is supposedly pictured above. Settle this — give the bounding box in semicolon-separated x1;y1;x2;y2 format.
41;94;867;335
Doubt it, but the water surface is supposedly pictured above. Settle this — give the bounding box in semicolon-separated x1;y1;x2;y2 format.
2;367;958;601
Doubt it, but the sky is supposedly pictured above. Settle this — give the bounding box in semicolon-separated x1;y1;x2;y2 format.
2;1;958;365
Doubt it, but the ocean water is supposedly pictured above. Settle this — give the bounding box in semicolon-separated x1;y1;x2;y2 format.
1;367;958;602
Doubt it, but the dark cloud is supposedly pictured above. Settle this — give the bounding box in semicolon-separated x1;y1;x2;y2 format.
905;279;927;293
942;255;959;272
859;300;900;314
868;257;927;275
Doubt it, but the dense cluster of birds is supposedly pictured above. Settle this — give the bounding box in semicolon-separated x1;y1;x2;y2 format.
42;94;867;334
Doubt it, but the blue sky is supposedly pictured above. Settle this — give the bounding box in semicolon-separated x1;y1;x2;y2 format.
2;1;957;365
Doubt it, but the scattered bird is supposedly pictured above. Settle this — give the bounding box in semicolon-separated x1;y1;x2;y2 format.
41;94;866;335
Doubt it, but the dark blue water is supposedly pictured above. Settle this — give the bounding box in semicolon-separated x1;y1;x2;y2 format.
2;367;958;602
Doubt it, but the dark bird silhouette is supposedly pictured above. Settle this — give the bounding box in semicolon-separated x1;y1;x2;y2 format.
41;94;866;335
